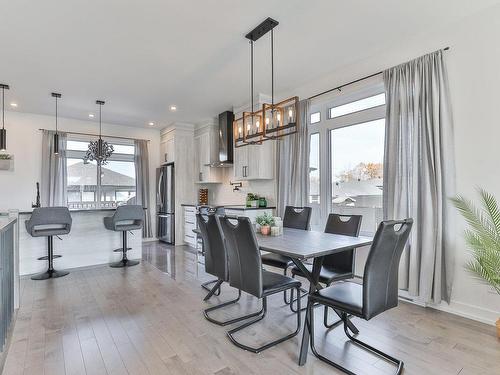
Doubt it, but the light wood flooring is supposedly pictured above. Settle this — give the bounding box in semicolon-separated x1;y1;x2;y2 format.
2;242;499;375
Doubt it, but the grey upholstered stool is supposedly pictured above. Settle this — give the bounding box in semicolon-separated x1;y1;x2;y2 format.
25;207;72;280
103;205;144;268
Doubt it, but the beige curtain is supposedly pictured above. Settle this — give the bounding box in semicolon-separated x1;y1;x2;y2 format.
383;49;456;304
41;130;67;207
134;139;152;238
276;99;310;217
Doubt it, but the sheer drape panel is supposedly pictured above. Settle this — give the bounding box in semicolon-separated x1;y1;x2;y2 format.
41;130;67;207
276;99;310;217
134;140;152;238
383;50;456;304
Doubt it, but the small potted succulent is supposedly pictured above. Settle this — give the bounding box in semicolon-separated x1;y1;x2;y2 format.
256;212;275;235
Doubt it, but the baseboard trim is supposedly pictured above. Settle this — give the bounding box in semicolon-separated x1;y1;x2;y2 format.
398;290;498;326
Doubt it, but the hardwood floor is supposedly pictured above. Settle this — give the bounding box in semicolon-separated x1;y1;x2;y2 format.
2;242;499;375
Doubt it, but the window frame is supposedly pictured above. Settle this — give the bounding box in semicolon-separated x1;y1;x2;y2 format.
65;135;137;210
310;111;321;124
308;79;385;230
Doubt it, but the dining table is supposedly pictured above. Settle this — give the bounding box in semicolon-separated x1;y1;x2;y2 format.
256;228;373;366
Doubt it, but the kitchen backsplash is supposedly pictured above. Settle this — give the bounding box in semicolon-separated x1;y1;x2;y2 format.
200;168;276;206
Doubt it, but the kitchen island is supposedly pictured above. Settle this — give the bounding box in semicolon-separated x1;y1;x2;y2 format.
8;209;142;276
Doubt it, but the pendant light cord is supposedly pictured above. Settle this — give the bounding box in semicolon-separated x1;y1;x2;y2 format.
99;103;102;139
271;28;274;108
250;40;254;120
55;96;58;134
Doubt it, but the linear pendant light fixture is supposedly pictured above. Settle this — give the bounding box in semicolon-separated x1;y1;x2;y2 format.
234;18;299;148
51;92;62;155
0;83;10;151
84;100;114;165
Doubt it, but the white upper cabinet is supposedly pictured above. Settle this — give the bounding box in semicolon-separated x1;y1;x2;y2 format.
233;141;274;180
194;126;222;183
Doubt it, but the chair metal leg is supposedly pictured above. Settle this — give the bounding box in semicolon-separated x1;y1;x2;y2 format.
204;289;265;326
227;286;302;354
308;304;403;375
31;236;69;280
343;319;403;374
110;231;139;268
289;274;310;312
203;279;224;301
201;279;221;296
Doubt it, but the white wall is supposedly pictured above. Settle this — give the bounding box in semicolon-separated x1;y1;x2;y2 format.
289;5;500;324
0;111;161;235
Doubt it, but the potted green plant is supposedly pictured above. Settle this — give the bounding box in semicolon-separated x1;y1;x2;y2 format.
256;212;275;235
0;154;12;170
452;189;500;337
246;193;259;208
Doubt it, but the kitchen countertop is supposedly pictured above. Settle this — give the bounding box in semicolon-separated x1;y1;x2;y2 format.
181;204;275;211
17;207;148;215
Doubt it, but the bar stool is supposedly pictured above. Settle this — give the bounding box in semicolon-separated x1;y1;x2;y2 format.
25;207;72;280
103;205;143;268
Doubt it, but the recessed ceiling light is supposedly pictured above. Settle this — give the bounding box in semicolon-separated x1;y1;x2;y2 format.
169;105;177;112
10;102;17;107
148;122;155;126
88;114;94;118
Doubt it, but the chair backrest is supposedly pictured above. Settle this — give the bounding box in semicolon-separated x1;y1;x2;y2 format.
283;206;312;230
216;215;263;298
113;205;144;225
25;207;72;236
322;214;362;271
362;219;413;320
196;213;228;281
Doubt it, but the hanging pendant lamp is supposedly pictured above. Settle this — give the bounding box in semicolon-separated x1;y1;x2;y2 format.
0;84;10;152
233;18;299;147
84;100;114;165
51;93;62;155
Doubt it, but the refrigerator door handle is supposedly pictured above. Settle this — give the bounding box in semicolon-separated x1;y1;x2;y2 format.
157;170;164;208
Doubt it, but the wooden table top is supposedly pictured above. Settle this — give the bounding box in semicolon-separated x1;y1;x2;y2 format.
256;228;373;260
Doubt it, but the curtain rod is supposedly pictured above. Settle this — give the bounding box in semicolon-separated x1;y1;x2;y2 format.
307;46;450;101
38;128;151;142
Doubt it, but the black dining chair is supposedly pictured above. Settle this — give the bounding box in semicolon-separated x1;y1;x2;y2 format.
290;213;362;327
217;215;302;353
261;206;312;304
197;206;225;297
197;212;262;326
306;219;413;375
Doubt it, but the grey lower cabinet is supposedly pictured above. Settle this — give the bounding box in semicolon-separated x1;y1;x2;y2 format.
0;219;16;354
233;141;274;180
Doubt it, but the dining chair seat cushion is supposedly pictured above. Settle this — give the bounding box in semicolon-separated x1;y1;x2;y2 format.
310;281;363;317
261;253;293;269
291;263;353;284
262;270;301;297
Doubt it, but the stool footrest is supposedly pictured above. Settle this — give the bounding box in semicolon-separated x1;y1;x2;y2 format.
113;248;132;252
37;255;62;260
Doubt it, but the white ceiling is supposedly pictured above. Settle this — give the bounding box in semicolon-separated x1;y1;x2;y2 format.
0;0;498;128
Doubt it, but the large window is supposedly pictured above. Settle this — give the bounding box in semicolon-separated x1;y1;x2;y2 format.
308;84;385;234
66;138;136;210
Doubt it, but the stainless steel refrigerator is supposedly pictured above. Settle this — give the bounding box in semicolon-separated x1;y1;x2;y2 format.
156;163;175;244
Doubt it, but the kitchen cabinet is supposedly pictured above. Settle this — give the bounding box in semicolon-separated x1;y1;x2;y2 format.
194;128;222;183
183;206;198;247
233;141;274;180
160;134;175;163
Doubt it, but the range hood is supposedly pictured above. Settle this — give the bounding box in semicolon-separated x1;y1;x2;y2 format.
208;111;234;167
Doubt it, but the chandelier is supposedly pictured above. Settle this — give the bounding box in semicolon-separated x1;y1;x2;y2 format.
84;100;113;165
234;18;299;148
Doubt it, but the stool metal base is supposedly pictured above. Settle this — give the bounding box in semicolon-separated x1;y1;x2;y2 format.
31;269;69;280
110;259;140;268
